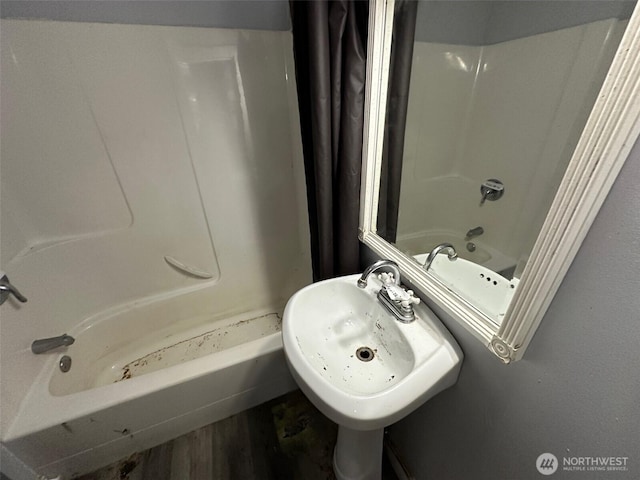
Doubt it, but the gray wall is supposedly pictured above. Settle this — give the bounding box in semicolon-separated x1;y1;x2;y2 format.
485;1;636;44
387;134;640;479
414;1;492;45
415;0;636;45
0;0;291;30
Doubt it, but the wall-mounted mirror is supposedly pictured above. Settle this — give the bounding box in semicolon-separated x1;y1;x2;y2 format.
360;0;640;362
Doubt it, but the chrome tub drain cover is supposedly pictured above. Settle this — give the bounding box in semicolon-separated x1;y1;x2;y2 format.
59;355;72;373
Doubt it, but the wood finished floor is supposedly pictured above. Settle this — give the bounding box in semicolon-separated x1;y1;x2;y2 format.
74;390;399;480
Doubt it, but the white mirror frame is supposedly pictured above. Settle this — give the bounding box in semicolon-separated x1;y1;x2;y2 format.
359;0;640;363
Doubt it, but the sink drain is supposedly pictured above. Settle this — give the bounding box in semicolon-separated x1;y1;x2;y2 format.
356;347;375;362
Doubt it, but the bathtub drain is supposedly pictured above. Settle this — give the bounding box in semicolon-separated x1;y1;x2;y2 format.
356;347;375;362
59;355;72;373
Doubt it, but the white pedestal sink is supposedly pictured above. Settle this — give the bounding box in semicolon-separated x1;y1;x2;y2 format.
282;272;463;480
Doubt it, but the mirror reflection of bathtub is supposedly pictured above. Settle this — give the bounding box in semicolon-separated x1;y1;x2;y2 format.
413;252;519;324
399;229;519;323
396;229;517;276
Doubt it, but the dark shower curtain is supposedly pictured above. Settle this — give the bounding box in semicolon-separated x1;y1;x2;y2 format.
291;0;368;281
291;0;416;281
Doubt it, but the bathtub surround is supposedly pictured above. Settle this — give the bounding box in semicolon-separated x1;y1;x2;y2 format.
0;19;311;478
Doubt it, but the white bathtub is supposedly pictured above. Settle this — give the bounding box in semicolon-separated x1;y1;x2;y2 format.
2;288;297;479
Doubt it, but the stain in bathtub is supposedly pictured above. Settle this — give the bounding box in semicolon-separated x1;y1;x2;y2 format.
61;422;73;433
112;312;283;384
117;366;132;382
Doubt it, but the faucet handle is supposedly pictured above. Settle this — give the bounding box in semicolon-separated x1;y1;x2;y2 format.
384;285;420;308
0;274;27;305
378;272;396;285
401;290;420;308
383;284;409;302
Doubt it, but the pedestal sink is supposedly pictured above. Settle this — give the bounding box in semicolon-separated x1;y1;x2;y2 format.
282;269;463;480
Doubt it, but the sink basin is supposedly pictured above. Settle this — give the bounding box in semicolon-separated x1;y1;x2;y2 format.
282;273;462;431
415;254;519;321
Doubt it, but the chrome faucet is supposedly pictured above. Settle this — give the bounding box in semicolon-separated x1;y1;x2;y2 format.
357;259;401;288
0;274;27;305
358;260;419;323
423;243;458;271
465;226;484;240
31;334;75;354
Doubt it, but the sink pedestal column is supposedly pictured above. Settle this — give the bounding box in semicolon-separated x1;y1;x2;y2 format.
333;426;384;480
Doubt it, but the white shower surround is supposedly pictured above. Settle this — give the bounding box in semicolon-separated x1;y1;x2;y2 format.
396;19;628;272
0;20;311;477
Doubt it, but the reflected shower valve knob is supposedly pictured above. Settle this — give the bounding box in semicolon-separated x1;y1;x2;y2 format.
479;179;505;205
